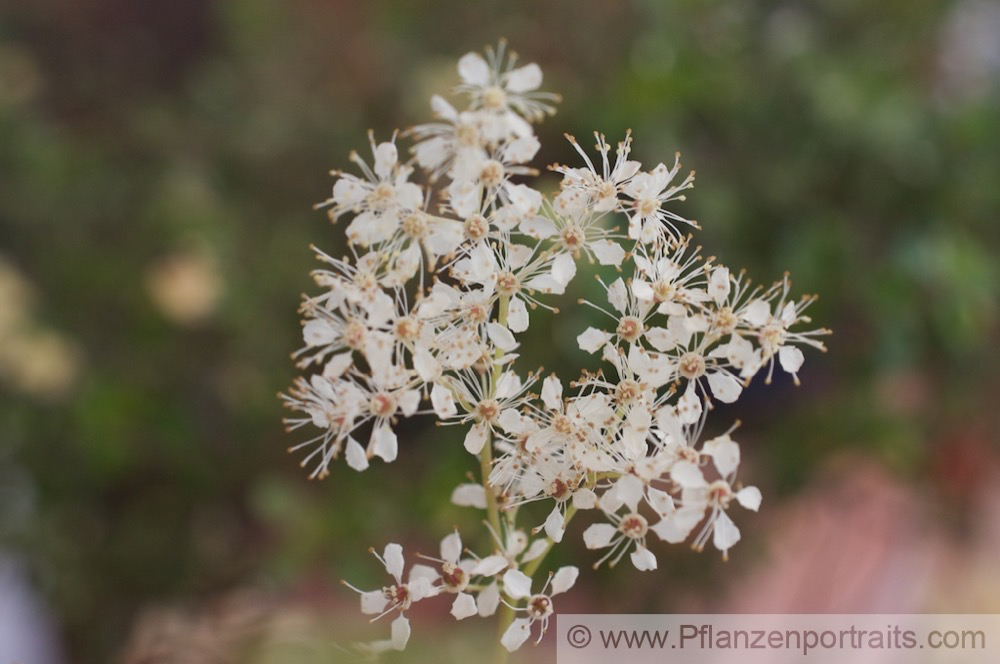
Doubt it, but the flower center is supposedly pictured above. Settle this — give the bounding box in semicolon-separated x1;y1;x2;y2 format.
456;122;480;147
369;392;397;418
597;181;617;203
707;480;733;506
547;478;570;500
528;594;553;619
321;407;350;433
677;446;700;464
482;86;507;110
496;271;520;296
713;307;737;335
402;212;429;239
476;399;500;423
653;280;676;302
615;379;642;405
464;214;489;241
394;316;421;341
342;319;367;350
480;160;505;187
383;584;409;608
759;323;785;353
466;302;489;325
353;269;378;293
367;182;395;212
441;562;468;592
553;413;572;434
620;513;649;539
560;225;585;251
637;198;660;217
616;316;644;343
678;352;706;380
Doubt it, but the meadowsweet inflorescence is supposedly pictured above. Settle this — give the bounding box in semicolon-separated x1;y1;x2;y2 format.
281;41;829;656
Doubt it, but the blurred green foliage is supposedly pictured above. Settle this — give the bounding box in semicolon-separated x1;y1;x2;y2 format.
1;0;997;661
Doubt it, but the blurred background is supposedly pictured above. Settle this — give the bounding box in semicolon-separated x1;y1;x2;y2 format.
1;0;998;662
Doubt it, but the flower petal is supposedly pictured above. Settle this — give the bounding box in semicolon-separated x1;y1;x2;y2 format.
501;618;532;652
591;239;625;266
390;615;410;651
507;297;529;333
712;510;741;555
361;590;389;615
441;531;462;563
541;375;563;411
736;486;762;512
506;63;542;93
550;566;579;594
707;371;743;404
473;555;508;577
451;592;478;620
345;437;369;472
577;327;610;353
451;483;487;509
372;424;398;462
607;278;628;313
779;345;805;375
464;423;489;455
543;506;565;542
502;569;533;600
431;383;458;419
630;546;658;571
583;523;617;549
703;434;741;478
651;506;705;543
572;488;598;509
487;322;518;351
477;582;501;617
383;543;404;582
458;52;490;85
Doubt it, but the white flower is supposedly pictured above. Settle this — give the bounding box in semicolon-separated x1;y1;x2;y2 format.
651;437;762;560
553;131;641;213
664;339;746;404
583;476;660;571
281;374;368;478
444;369;537;455
520;201;626;268
623;154;697;244
447;144;541;219
580;276;683;357
318;133;423;249
410;95;489;180
454;41;559;142
500;566;578;651
308;249;388;306
631;240;710;317
343;544;439;650
411;531;485;621
745;277;829;384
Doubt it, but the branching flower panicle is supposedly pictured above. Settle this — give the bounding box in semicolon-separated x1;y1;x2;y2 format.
281;42;830;656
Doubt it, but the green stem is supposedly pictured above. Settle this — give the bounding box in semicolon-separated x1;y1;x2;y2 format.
523;505;578;579
487;294;512;664
491;504;580;663
480;431;503;545
481;294;511;545
493;602;515;664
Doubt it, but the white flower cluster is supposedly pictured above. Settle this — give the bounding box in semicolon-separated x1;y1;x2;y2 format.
282;41;829;655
